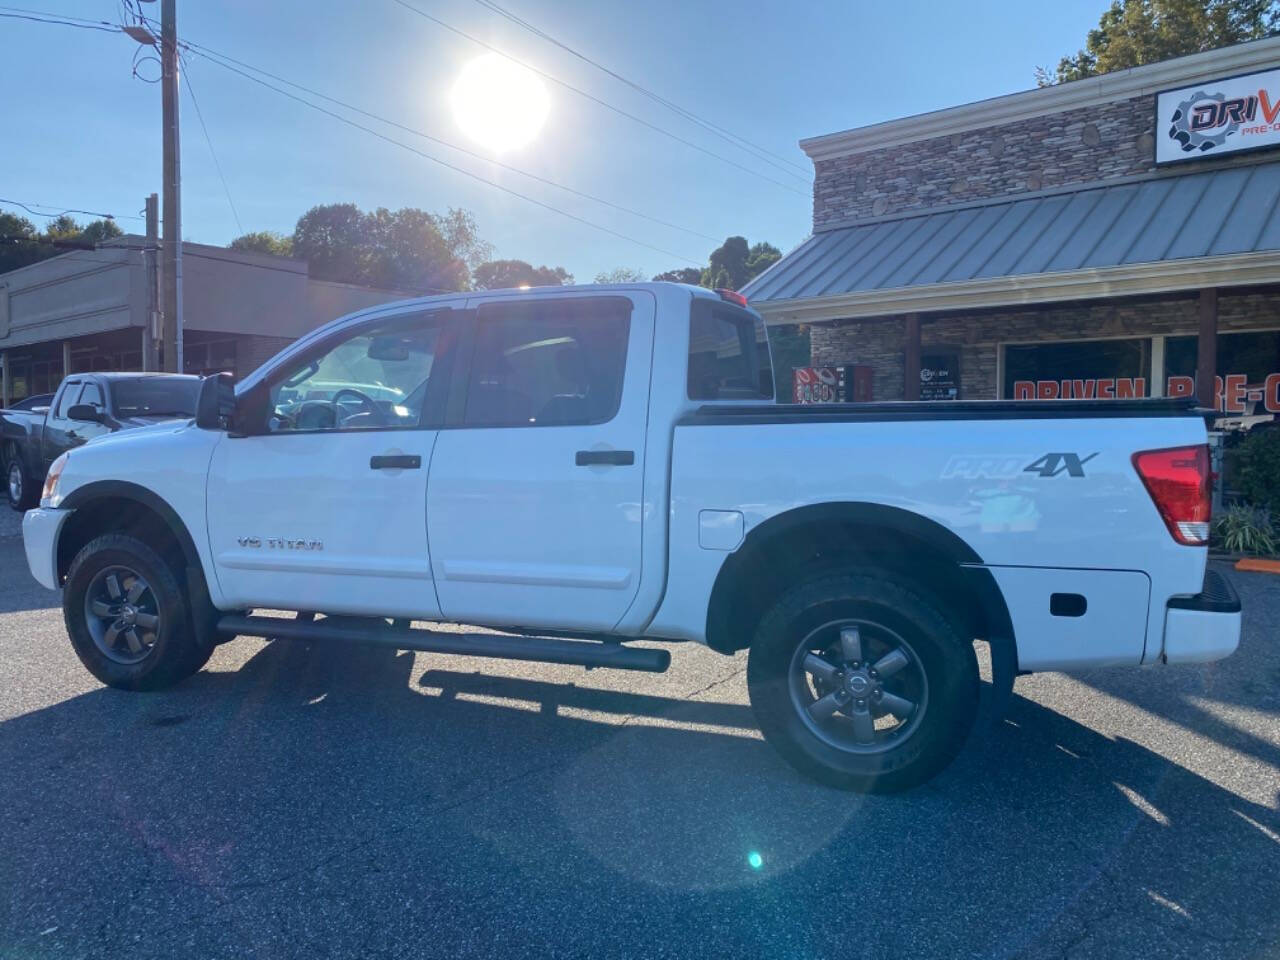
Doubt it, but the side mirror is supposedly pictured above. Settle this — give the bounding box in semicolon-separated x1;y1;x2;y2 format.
195;372;236;431
66;404;105;424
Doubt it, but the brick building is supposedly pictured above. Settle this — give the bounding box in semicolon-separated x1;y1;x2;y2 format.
745;37;1280;423
0;238;411;406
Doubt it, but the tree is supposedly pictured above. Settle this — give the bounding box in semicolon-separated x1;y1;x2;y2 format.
0;212;43;273
746;241;782;283
79;219;123;246
1038;0;1280;85
594;267;648;283
699;236;782;290
0;213;124;274
652;267;703;285
473;259;572;289
435;207;493;272
291;203;371;286
288;203;478;293
230;231;294;257
364;206;469;293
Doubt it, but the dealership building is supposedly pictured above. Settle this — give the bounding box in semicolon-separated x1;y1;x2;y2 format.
0;239;408;406
746;37;1280;421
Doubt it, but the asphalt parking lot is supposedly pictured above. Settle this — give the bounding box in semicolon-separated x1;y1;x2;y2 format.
1;509;1277;960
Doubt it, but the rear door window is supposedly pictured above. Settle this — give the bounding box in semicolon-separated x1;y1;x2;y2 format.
462;298;630;427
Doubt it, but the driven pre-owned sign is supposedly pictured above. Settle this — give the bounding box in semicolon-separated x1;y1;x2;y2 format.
1156;67;1280;164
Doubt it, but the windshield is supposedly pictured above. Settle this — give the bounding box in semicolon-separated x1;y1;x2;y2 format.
108;378;200;418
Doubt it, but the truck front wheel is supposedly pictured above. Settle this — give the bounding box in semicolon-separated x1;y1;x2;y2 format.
63;534;209;690
747;572;978;793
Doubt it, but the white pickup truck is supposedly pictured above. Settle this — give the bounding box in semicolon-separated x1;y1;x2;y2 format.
23;283;1241;791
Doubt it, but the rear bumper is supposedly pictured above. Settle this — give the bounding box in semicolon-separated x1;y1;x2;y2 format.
1162;567;1241;664
22;507;69;591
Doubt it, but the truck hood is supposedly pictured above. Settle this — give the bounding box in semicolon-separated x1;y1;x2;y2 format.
85;417;196;449
114;414;196;431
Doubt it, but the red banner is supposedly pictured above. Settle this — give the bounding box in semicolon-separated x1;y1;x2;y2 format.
1011;373;1280;413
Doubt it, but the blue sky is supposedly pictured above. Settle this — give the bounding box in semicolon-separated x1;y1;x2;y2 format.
3;0;1104;281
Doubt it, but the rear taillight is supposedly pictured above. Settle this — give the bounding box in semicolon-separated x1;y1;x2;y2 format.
1132;444;1211;545
715;288;748;307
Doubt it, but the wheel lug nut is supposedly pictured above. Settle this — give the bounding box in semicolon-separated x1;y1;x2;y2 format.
856;699;866;709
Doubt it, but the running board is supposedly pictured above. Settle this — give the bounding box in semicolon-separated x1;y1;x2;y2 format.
217;614;671;673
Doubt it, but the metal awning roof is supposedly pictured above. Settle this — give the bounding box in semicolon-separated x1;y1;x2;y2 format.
744;162;1280;307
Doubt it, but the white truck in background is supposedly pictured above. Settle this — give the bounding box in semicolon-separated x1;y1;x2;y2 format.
22;283;1240;791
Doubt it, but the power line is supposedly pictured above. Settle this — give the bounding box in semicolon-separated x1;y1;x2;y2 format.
18;6;713;264
167;34;720;244
387;0;809;197
0;9;118;33
470;0;811;179
181;45;703;266
0;197;143;221
179;53;245;234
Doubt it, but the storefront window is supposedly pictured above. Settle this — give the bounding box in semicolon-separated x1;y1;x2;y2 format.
1003;338;1150;399
1166;331;1280;416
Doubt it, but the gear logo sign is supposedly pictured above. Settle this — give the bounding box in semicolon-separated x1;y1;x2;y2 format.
1168;90;1235;154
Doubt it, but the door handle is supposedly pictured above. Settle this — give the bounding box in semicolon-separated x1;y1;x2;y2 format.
575;449;634;466
370;454;421;470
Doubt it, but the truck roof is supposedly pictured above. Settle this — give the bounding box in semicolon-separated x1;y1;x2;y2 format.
72;372;201;382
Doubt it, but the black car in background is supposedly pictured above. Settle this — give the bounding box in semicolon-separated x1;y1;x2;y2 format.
1;373;200;510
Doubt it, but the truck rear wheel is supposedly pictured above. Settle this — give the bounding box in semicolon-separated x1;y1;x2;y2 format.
63;534;208;691
5;444;38;512
747;572;978;793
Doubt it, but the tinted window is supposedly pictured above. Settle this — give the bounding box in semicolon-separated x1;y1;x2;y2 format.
1002;338;1150;399
110;379;200;418
463;299;630;427
268;317;441;432
80;383;105;410
54;382;81;419
687;303;773;400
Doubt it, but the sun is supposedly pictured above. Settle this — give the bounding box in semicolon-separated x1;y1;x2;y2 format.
450;53;550;153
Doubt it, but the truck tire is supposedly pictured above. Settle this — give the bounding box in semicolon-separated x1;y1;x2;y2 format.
63;534;208;691
747;572;979;793
5;444;38;512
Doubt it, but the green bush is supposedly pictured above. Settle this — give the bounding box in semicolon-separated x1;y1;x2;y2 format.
1234;427;1280;513
1212;504;1277;557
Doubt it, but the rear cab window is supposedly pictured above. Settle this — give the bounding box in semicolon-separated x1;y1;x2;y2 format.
687;298;773;401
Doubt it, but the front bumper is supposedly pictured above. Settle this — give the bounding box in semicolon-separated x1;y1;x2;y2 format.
22;507;70;591
1162;567;1241;664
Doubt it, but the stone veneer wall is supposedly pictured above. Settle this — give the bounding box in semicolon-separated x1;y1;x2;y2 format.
808;291;1280;400
812;94;1175;228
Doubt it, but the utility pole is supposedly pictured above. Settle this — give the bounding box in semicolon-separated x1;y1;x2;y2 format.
144;193;159;372
160;0;183;373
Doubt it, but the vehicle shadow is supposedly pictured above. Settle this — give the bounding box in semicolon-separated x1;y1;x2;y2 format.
0;539;62;614
1;635;1278;958
1060;564;1280;774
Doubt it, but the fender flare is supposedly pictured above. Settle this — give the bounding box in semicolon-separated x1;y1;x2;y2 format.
58;480;220;649
60;480;202;570
708;502;1018;713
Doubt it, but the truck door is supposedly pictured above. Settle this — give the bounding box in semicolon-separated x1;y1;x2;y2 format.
205;308;459;619
65;380;112;454
426;292;654;632
43;380;93;467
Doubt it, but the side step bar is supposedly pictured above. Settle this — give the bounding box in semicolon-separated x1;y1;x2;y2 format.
217;614;671;673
